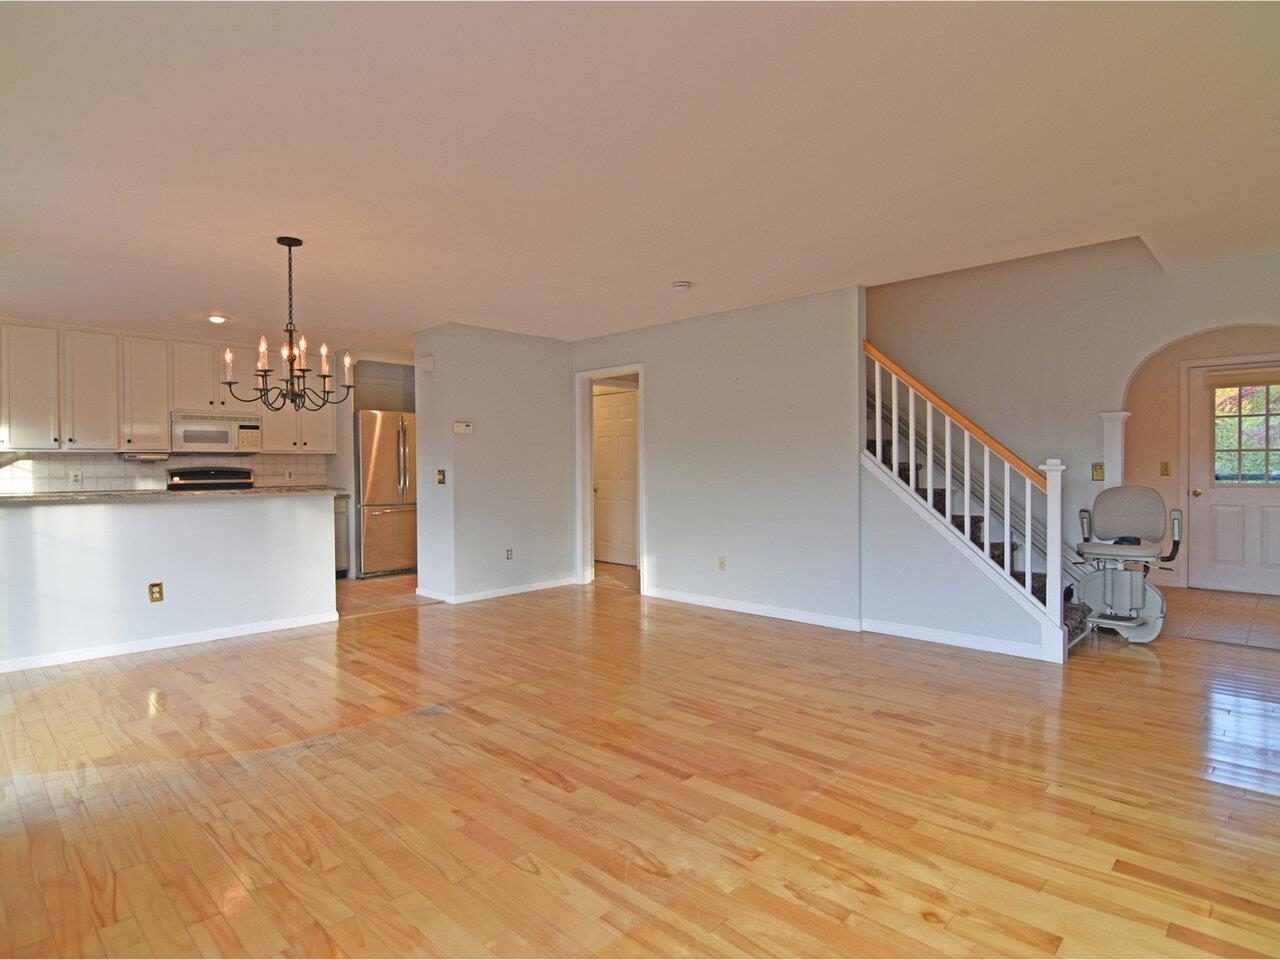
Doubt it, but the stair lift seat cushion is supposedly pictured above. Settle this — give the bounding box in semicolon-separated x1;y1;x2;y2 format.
1076;485;1167;562
1077;540;1161;562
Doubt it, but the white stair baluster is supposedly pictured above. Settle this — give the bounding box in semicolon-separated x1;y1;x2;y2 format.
963;431;972;546
926;402;934;511
1024;476;1034;597
1003;461;1012;575
874;361;883;464
982;447;991;558
907;389;916;490
944;417;953;521
891;375;900;482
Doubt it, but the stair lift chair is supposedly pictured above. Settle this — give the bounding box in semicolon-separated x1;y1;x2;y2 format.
1076;486;1182;643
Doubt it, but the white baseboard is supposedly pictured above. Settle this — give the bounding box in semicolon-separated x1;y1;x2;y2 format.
416;577;577;605
860;617;1053;662
644;586;861;632
0;611;339;674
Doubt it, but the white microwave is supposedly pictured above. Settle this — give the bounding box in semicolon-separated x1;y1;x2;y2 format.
170;411;262;454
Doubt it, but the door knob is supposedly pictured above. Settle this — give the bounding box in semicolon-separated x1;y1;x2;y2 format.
1192;488;1203;497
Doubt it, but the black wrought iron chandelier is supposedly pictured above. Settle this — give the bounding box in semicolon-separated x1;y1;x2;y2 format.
222;236;354;412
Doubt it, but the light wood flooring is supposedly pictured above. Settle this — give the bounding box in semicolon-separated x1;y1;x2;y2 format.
336;573;438;619
593;562;639;593
2;584;1280;957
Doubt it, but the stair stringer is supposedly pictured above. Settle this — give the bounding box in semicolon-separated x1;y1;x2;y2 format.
860;452;1067;664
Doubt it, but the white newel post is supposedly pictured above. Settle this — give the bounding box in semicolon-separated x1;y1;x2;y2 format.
1099;411;1130;490
1040;459;1066;629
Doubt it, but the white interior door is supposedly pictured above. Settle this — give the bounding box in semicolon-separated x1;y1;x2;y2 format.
1188;367;1280;594
593;389;638;565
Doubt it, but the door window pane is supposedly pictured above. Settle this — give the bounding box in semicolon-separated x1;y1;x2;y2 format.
1213;383;1280;485
1241;451;1266;483
1240;385;1267;415
1215;451;1239;482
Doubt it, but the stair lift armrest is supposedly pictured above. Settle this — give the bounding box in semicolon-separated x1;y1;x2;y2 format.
1079;508;1092;543
1159;509;1183;563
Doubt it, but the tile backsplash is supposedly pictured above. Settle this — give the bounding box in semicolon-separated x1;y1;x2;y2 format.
0;452;329;494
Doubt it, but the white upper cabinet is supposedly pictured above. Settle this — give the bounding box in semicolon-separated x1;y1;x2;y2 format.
0;324;61;450
62;330;121;451
300;404;337;454
121;337;171;451
171;341;217;410
261;403;337;454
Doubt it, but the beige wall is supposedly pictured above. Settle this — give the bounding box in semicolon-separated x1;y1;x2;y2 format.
1123;325;1280;582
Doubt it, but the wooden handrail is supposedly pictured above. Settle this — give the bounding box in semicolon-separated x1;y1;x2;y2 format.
862;339;1047;492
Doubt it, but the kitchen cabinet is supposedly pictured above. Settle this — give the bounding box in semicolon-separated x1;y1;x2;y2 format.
172;340;258;411
62;329;120;451
121;336;171;451
0;324;61;450
171;341;216;410
262;402;337;454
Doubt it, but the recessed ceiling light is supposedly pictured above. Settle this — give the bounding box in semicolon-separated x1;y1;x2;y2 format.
671;281;693;293
207;314;228;324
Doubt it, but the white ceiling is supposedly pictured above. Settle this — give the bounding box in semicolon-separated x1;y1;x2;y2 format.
2;3;1277;354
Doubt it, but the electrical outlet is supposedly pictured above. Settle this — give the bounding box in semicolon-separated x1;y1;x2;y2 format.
506;548;513;560
285;469;294;481
1091;462;1105;482
148;582;164;603
70;470;83;484
1160;461;1171;477
436;469;446;485
718;555;727;572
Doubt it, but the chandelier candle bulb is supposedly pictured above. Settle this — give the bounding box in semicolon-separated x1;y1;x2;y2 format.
320;342;330;376
298;335;307;370
343;352;352;386
223;348;233;381
257;336;268;371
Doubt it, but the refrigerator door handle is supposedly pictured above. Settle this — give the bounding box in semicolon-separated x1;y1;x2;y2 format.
400;416;410;499
396;419;405;495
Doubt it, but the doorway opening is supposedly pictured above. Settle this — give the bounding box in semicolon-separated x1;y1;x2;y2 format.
574;365;644;593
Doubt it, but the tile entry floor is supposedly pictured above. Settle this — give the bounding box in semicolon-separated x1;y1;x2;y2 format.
335;572;438;618
1162;586;1280;648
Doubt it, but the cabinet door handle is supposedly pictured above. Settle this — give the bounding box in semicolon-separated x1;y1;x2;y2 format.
52;436;59;443
208;400;214;405
68;438;75;443
126;438;133;443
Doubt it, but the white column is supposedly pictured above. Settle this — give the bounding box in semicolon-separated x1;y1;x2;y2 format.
1099;411;1130;490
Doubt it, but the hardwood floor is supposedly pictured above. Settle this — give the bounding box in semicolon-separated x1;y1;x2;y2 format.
2;584;1280;957
336;573;438;619
594;562;639;593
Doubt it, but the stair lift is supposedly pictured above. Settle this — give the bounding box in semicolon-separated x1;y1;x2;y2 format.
1075;486;1182;643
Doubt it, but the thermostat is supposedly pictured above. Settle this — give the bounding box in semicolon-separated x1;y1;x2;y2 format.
453;421;473;434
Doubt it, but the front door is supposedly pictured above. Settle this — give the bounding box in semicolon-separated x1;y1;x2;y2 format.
593;389;638;566
1187;367;1280;594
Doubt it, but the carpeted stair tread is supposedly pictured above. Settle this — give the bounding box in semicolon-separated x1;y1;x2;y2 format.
1063;602;1092;643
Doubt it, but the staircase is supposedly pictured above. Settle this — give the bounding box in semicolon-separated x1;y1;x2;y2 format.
863;340;1091;658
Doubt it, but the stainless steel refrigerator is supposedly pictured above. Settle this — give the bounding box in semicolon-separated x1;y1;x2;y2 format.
355;410;417;576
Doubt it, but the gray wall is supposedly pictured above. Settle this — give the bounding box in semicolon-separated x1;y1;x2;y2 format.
414;323;574;600
860;461;1045;657
867;238;1280;519
572;287;864;624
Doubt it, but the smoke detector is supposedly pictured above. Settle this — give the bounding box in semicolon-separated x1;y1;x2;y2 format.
671;280;693;293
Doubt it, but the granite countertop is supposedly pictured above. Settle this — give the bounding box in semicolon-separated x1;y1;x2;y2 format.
0;485;346;506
